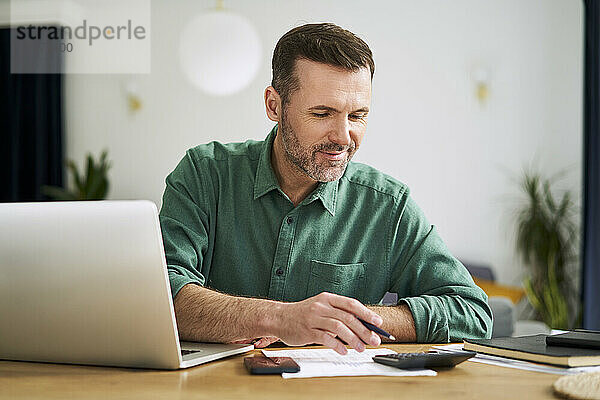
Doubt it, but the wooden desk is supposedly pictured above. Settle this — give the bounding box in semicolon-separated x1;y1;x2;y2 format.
1;344;558;400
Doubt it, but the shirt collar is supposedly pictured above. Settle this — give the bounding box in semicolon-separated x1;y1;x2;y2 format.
253;125;338;216
304;178;338;216
253;125;281;200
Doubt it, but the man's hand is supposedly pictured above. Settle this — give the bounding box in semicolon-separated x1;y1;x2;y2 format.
271;292;383;355
174;285;391;355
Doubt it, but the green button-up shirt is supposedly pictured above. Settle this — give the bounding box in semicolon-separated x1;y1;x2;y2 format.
159;126;492;342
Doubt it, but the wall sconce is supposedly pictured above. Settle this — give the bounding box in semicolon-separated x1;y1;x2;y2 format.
471;66;490;105
178;1;262;96
124;79;142;114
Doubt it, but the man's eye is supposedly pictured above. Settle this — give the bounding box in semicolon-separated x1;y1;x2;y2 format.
312;113;329;118
350;114;366;120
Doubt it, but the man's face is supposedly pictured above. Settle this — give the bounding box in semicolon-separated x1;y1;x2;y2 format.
278;59;372;182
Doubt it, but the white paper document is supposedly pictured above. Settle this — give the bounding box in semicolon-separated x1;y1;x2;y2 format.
261;348;437;379
433;343;600;376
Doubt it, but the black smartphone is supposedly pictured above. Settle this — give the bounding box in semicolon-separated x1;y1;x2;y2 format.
546;330;600;349
244;355;300;374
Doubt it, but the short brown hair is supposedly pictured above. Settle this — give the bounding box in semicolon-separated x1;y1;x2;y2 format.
271;23;375;105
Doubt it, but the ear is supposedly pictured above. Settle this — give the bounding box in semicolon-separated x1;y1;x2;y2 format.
264;86;281;122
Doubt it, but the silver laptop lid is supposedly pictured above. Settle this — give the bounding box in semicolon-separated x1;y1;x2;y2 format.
0;200;182;369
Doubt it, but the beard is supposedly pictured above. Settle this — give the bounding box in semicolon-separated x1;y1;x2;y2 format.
279;109;356;182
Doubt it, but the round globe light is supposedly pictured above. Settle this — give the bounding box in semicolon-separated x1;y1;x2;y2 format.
179;10;262;96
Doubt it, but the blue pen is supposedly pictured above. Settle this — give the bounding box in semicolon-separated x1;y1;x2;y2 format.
358;318;396;341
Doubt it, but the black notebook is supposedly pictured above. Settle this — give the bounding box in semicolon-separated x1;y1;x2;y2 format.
463;334;600;367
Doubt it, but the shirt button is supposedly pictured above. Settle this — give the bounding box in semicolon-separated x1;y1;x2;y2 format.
286;217;294;224
276;268;284;276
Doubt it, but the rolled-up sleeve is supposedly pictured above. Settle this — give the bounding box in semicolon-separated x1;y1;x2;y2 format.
388;193;493;342
159;151;209;299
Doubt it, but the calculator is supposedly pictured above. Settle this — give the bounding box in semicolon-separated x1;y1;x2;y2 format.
373;350;476;369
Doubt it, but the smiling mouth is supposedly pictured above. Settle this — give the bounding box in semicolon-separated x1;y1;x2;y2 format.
319;151;347;161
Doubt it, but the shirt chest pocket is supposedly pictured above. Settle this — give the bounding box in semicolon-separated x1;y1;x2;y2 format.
307;260;366;300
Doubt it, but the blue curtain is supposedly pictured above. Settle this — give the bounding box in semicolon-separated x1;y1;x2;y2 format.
0;28;63;202
583;0;600;330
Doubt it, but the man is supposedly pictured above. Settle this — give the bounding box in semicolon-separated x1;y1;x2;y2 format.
160;23;492;355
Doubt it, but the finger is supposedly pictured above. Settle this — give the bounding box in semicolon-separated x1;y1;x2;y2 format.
253;338;269;348
318;316;366;352
325;293;383;326
230;339;253;344
315;330;348;355
321;306;381;347
254;337;279;348
263;336;280;345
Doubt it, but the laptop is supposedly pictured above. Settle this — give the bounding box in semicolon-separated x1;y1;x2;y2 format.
0;200;253;369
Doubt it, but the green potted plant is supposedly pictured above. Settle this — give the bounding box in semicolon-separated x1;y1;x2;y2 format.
42;150;111;200
514;169;579;329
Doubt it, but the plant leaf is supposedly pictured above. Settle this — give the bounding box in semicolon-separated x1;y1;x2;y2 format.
41;185;78;201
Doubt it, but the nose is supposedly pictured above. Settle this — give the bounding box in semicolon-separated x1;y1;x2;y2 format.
328;116;352;148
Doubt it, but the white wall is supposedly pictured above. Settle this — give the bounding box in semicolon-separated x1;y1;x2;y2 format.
62;0;583;285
